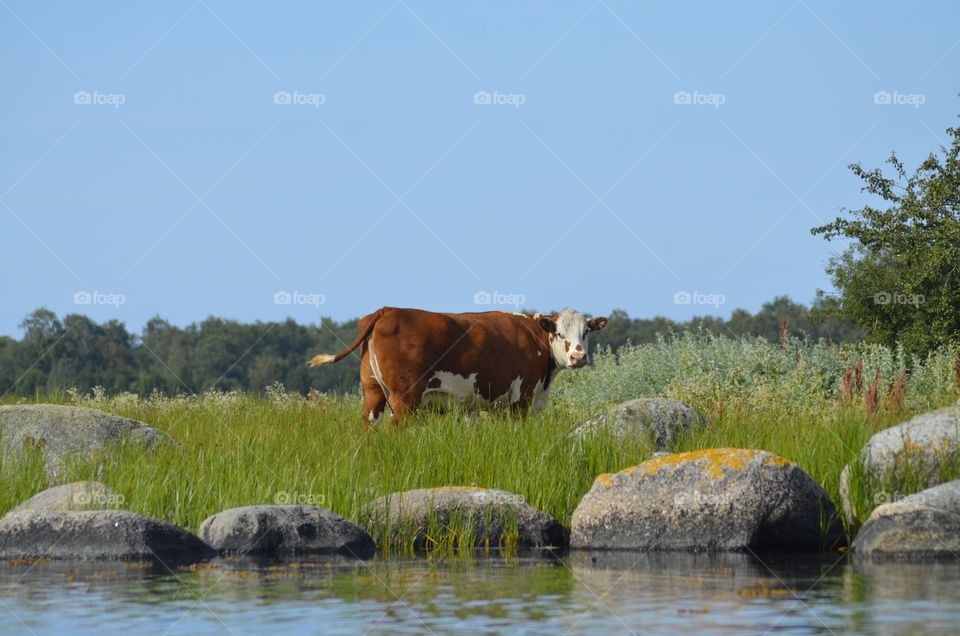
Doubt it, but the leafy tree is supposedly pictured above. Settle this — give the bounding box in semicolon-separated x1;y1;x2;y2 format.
0;335;19;396
722;296;861;343
137;316;194;394
190;317;248;391
811;114;960;355
96;319;138;391
7;309;64;395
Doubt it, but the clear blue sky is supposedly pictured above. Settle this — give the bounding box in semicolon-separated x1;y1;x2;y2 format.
1;1;957;336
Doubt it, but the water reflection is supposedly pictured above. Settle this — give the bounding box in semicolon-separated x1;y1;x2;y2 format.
0;551;958;635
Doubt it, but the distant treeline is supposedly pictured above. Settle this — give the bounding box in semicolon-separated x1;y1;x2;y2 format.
0;297;860;397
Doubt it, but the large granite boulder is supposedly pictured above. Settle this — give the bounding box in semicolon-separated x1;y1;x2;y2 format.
838;404;960;525
0;509;214;562
571;398;706;451
852;479;960;560
6;481;123;516
571;448;845;552
363;487;568;549
860;404;960;486
0;404;172;478
198;505;375;558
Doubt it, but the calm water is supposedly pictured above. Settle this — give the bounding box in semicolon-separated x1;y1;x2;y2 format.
1;551;959;635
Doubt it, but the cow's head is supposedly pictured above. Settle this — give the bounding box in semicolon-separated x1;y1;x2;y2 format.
538;308;608;369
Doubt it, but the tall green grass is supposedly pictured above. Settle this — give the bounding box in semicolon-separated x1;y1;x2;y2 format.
2;334;958;552
0;392;652;545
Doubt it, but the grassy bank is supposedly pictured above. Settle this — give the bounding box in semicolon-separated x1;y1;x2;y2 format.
2;333;959;553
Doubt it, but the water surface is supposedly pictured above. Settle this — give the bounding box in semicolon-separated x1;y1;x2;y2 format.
2;551;958;634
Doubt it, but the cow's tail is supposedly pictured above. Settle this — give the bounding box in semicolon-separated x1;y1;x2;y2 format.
307;308;387;367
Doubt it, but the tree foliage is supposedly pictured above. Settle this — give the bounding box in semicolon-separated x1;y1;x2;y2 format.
0;310;362;397
811;114;960;356
589;296;860;354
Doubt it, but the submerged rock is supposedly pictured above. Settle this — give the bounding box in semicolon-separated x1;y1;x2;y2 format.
363;487;568;549
0;404;172;478
571;448;845;552
6;481;122;517
852;479;960;561
569;550;829;601
571;398;706;451
198;505;374;558
0;509;214;562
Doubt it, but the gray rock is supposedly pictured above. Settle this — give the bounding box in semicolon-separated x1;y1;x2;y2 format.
852;479;960;560
363;487;568;549
0;404;172;478
6;481;122;517
0;510;214;562
198;505;374;558
572;398;706;451
859;404;960;488
839;405;960;526
838;464;855;528
571;448;846;552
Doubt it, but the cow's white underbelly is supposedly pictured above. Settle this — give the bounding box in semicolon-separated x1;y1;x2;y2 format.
531;378;550;412
420;371;526;411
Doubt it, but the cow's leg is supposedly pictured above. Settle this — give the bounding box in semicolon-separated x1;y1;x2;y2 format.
361;387;387;427
387;391;419;426
366;329;423;426
359;348;387;427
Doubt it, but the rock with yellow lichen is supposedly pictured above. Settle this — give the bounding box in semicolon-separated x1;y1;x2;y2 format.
852;479;960;560
570;448;846;552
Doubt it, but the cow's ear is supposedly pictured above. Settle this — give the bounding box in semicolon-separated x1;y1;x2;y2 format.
588;317;608;332
538;317;556;333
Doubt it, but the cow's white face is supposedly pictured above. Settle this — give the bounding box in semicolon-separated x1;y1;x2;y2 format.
538;308;608;369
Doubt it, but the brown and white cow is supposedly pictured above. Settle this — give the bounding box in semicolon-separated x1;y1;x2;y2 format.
308;307;607;423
